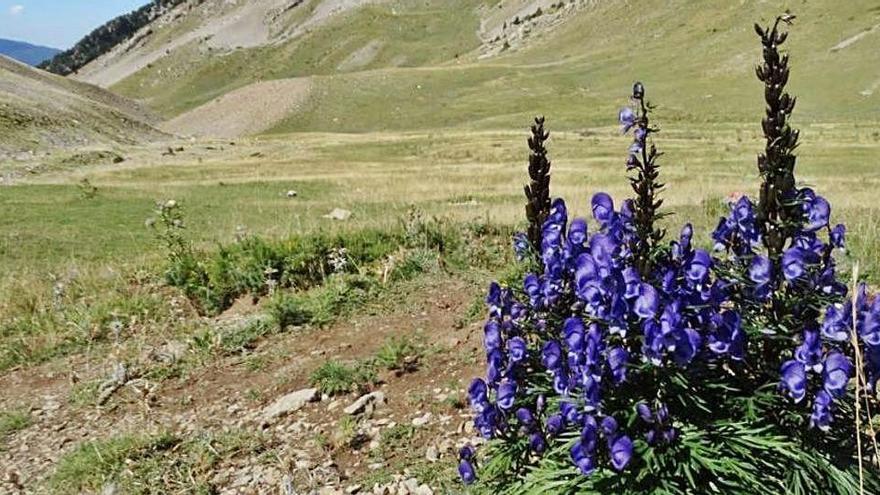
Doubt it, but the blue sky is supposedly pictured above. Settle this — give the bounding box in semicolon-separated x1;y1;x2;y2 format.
0;0;146;49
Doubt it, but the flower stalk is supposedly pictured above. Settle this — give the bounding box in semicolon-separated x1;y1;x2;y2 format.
754;14;800;266
523;116;552;260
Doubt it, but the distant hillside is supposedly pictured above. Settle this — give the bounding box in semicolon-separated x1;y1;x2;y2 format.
0;55;164;155
0;39;60;66
63;0;879;137
39;0;189;75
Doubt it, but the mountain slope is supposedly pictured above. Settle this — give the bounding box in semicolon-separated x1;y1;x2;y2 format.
0;55;164;155
71;0;879;137
0;39;61;66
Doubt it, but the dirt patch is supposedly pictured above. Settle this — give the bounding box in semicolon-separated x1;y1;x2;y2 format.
160;78;312;138
0;276;485;492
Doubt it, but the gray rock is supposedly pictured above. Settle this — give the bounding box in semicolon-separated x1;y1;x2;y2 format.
344;392;386;415
324;208;352;221
262;388;318;420
425;445;439;462
411;412;432;427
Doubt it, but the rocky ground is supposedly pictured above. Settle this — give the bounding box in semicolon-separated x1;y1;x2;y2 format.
1;277;486;494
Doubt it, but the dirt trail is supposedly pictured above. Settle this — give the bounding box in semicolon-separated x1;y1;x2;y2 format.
0;276;484;493
161;78;312;138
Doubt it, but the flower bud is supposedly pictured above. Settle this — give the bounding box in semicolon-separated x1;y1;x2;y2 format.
632;81;645;99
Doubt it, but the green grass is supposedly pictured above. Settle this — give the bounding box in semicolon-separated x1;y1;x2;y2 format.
45;431;266;495
309;359;377;396
0;408;30;438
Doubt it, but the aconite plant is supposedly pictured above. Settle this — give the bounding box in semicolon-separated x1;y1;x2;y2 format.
459;15;879;494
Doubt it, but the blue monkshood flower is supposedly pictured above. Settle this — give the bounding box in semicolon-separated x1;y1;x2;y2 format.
671;224;694;261
822;303;851;342
475;406;500;438
510;302;527;321
830;224;846;249
708;310;746;360
749;255;772;285
607;346;629;384
629;141;643;155
512;232;530;261
553;373;570;395
542;340;563;370
601;416;618;436
561;401;582;425
497;380;518;410
822;351;852;398
468;378;488;412
673;328;702;366
524;273;542;308
529;432;547;454
782;247;807;281
571;441;596;476
861;298;880;346
637;403;654;423
548;198;568;226
619;107;636;132
794;327;823;372
810;390;834;431
592;193;616;226
580;415;599;453
546;414;564;437
507;337;527;363
484;320;502;353
569;218;588;249
634;283;659;318
565;317;586;355
516;407;536;429
486;350;503;385
633;127;647;147
865;345;880;392
686;250;713;286
780;360;807;403
732;196;755;229
801;189;831;232
459;445;475;461
582;376;602;411
459;460;476;485
623;267;641;299
486;282;502;318
610;435;634;471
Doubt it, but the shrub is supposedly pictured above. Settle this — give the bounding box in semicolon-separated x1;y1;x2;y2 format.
460;17;879;494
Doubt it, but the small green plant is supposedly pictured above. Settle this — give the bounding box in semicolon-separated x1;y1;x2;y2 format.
266;292;309;329
77;177;97;199
309;359;376;396
374;336;422;372
0;409;30;438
